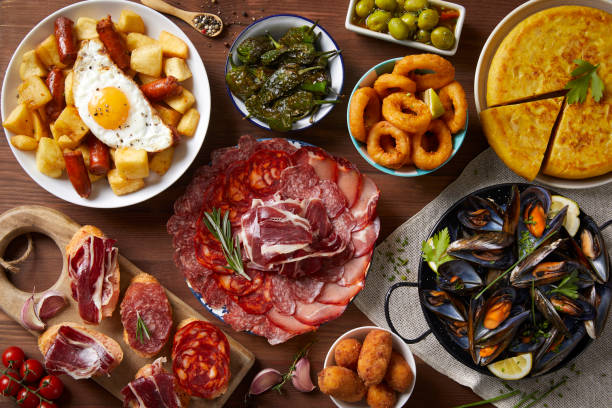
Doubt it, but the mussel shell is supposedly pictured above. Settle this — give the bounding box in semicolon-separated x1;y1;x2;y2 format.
511;258;589;288
476;308;530;347
575;215;609;283
502;184;520;236
510;238;563;286
509;323;548;354
443;319;470;350
549;294;594;320
457;196;504;232
517;206;567;258
448;232;514;252
437;260;484;295
585;284;611;339
422;289;466;322
532;319;586;376
533;288;570;336
473;287;515;340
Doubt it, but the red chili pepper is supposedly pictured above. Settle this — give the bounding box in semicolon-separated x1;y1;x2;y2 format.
440;10;460;21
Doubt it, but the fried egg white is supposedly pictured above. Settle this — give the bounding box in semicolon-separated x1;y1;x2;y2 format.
72;39;173;152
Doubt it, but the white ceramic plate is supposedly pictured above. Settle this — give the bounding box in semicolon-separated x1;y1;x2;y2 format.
344;0;465;56
1;0;211;208
324;326;417;408
474;0;612;189
225;14;344;132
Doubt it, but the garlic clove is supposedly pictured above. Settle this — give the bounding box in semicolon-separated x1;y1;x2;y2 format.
291;357;315;392
35;290;67;320
249;368;282;395
20;295;45;331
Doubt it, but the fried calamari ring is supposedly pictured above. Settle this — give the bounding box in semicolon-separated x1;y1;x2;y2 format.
439;81;467;133
412;119;453;170
373;73;417;99
349;87;381;143
367;121;411;169
381;92;431;134
392;54;455;91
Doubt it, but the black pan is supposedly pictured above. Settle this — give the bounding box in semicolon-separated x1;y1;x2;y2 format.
384;183;612;376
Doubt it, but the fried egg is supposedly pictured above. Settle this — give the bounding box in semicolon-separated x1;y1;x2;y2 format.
72;39;173;152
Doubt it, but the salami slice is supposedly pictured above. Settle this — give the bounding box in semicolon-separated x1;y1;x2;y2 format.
292;278;324;303
269;274;296;315
120;274;172;357
172;320;230;400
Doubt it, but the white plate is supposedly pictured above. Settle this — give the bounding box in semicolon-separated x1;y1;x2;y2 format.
1;0;211;208
474;0;612;189
344;0;465;56
324;326;417;408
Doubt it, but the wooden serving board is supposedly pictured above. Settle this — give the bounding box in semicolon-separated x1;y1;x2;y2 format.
0;205;255;406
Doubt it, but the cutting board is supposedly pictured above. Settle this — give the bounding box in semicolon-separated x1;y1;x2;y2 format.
0;205;255;406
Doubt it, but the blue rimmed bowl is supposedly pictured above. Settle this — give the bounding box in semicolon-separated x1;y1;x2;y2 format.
225;14;344;132
348;57;467;177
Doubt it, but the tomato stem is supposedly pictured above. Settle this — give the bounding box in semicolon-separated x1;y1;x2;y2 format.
1;367;53;403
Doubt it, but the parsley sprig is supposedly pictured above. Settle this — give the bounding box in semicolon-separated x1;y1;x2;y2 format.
549;271;579;299
421;227;454;274
203;208;250;281
564;59;604;104
271;341;314;393
136;311;151;344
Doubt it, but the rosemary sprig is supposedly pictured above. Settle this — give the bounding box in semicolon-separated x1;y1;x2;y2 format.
451;390;520;408
271;341;314;394
136;311;151;344
203;208;250;281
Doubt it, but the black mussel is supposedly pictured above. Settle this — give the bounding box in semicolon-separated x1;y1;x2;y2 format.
585;284;611;339
502;184;520;236
437;260;484;295
474;288;529;346
532;319;586;376
510;238;564;287
550;294;594;320
511;259;590;288
457;196;504;232
422;289;466;322
447;232;516;269
533;287;570;336
443;319;470;350
575;216;609;283
509;321;550;354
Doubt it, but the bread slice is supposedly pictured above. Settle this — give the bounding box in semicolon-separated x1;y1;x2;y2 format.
38;322;123;377
480;97;563;180
66;225;120;323
125;359;190;408
121;273;173;358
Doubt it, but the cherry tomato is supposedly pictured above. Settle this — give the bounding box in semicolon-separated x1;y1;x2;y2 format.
38;402;58;408
38;375;64;400
2;346;26;369
20;359;44;383
0;369;21;397
16;387;40;408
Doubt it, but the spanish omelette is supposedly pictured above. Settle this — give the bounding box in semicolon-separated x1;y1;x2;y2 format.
480;97;564;181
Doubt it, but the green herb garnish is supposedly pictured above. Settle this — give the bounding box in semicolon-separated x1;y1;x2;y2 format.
271;341;314;393
549;271;579;299
421;227;453;273
136;312;151;344
564;59;604;104
203;208;250;281
451;390;521;408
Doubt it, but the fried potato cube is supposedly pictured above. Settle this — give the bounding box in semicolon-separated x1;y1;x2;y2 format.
138;73;160;85
159;31;188;58
109;147;116;162
334;338;362;371
165;88;194;114
75;145;104;182
130;43;163;77
149;147;174;176
75;17;99;40
56;134;80;150
18;76;52;110
358;329;393;387
54;106;89;142
115;147;149;179
10;135;38;151
2;103;34;136
118;10;145;33
32;110;49;140
366;383;397;408
36;137;65;178
384;352;413;393
153;103;182;127
163;57;192;81
36;34;67;69
19;50;48;80
126;33;158;51
64;70;74;106
177;108;199;137
318;366;366;403
107;168;145;196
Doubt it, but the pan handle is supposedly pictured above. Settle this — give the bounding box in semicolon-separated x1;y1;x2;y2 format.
384;282;432;344
599;220;612;231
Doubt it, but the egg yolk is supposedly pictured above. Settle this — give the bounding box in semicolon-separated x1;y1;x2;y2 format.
88;87;130;129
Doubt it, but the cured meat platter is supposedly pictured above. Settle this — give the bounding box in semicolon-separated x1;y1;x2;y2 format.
0;205;255;406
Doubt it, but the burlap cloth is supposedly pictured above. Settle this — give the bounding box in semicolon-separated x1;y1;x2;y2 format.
354;149;612;408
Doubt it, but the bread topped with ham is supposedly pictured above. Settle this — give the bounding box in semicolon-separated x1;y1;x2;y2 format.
38;322;123;379
66;225;120;325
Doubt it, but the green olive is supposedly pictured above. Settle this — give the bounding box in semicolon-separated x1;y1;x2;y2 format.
416;29;431;43
366;9;392;32
403;0;428;12
375;0;397;11
431;26;455;50
355;0;375;18
400;13;418;33
388;18;411;40
418;8;439;30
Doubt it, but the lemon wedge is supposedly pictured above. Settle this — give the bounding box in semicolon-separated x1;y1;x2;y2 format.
549;195;580;237
422;88;445;119
488;353;532;380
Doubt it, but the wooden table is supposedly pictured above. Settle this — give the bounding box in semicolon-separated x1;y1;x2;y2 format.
0;0;526;406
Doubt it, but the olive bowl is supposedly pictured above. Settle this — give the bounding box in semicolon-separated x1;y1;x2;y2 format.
347;57;467;177
224;14;344;132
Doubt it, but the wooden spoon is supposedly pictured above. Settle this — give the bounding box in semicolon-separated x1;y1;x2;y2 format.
140;0;223;37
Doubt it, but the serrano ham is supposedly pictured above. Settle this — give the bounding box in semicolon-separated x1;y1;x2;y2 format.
67;226;119;325
122;358;187;408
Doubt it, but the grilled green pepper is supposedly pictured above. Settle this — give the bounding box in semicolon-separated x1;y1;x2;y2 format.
236;35;274;65
225;65;260;100
279;21;319;46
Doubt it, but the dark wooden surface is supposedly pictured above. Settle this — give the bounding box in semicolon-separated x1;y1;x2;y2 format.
0;0;526;406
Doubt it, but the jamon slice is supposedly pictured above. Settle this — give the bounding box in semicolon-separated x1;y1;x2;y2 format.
337;252;372;286
294;301;346;326
316;282;364;305
352;217;380;257
293;146;338;181
336;161;361;207
350;175;380;231
122;358;186;408
267;308;316;333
